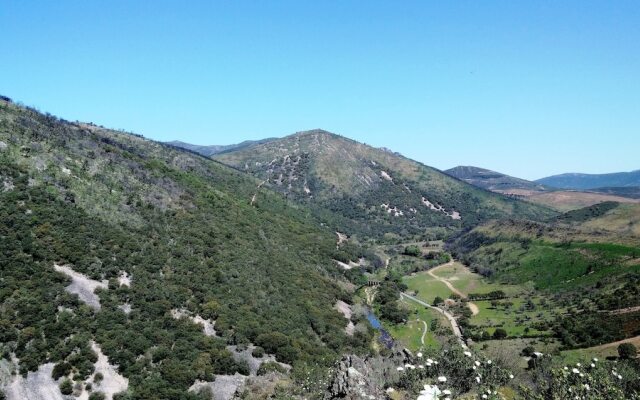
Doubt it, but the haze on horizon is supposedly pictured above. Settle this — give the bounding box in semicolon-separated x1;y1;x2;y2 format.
1;1;638;180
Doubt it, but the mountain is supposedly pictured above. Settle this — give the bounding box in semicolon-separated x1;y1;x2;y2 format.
213;129;556;238
444;166;640;211
0;99;369;398
444;165;550;194
166;138;277;157
536;170;640;189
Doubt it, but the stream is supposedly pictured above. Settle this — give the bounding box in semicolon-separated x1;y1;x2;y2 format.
366;311;394;349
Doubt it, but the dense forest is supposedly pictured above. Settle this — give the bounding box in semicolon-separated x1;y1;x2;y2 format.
0;100;372;399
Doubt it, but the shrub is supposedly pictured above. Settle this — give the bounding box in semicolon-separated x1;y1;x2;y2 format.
618;343;637;359
493;328;508;339
89;392;106;400
403;245;421;257
257;361;288;375
251;346;265;358
59;379;73;395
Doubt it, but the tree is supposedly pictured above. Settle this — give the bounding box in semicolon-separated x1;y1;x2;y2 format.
493;328;508;339
618;343;637;359
403;245;421;257
433;296;444;306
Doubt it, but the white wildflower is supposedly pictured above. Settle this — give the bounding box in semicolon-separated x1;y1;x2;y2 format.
464;351;471;357
417;352;423;358
397;367;404;371
509;374;514;379
475;361;481;366
443;389;451;395
487;360;492;364
437;376;447;383
572;368;580;374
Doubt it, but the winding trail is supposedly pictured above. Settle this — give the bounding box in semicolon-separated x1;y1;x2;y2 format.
419;319;428;346
427;261;479;316
401;292;468;349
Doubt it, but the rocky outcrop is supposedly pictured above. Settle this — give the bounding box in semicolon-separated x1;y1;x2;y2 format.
325;353;405;399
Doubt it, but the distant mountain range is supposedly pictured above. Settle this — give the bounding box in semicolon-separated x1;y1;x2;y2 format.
443;165;640;211
536;170;640;189
166;138;277;157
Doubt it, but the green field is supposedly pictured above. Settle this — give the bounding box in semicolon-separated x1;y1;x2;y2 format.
470;297;558;337
385;299;449;351
403;262;523;304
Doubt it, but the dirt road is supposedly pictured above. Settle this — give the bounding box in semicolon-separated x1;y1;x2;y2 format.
401;292;468;349
427;261;479;316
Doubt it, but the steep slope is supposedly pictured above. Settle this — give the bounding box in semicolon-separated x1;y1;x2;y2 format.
166;138;276;157
0;100;368;399
214;130;556;238
536;170;640;189
444;165;550;194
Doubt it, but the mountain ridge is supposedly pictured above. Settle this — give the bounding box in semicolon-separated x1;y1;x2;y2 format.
213;129;556;238
536;169;640;189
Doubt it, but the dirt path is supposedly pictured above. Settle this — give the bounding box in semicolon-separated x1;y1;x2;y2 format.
607;305;640;315
420;319;428;346
427;261;479;316
587;335;640;351
250;180;267;206
401;293;468;349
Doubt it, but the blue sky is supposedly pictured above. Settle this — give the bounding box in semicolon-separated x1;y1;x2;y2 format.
2;1;639;179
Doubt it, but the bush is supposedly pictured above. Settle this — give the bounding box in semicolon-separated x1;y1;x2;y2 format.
433;296;444;306
257;361;288;375
251;346;265;358
493;328;508;339
89;392;106;400
93;372;104;383
59;379;73;395
521;346;536;357
618;343;637;359
403;245;421;257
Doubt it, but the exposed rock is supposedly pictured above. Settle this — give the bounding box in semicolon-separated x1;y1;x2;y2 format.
226;345;290;376
325;354;403;399
54;264;108;310
118;271;131;287
190;374;247;400
2;362;65;400
171;309;216;336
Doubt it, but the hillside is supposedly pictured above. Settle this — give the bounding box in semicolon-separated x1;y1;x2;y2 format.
448;202;640;346
524;190;640;212
166;138;276;157
444;165;550;194
214;130;556;238
536;169;640;189
0;100;370;399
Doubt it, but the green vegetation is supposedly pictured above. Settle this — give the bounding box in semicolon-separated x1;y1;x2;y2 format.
214;130;556;239
0;101;371;398
618;343;637;359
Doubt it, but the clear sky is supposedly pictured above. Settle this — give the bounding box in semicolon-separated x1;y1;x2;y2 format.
2;1;639;180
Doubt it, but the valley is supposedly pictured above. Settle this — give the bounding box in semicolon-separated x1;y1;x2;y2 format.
0;98;638;400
